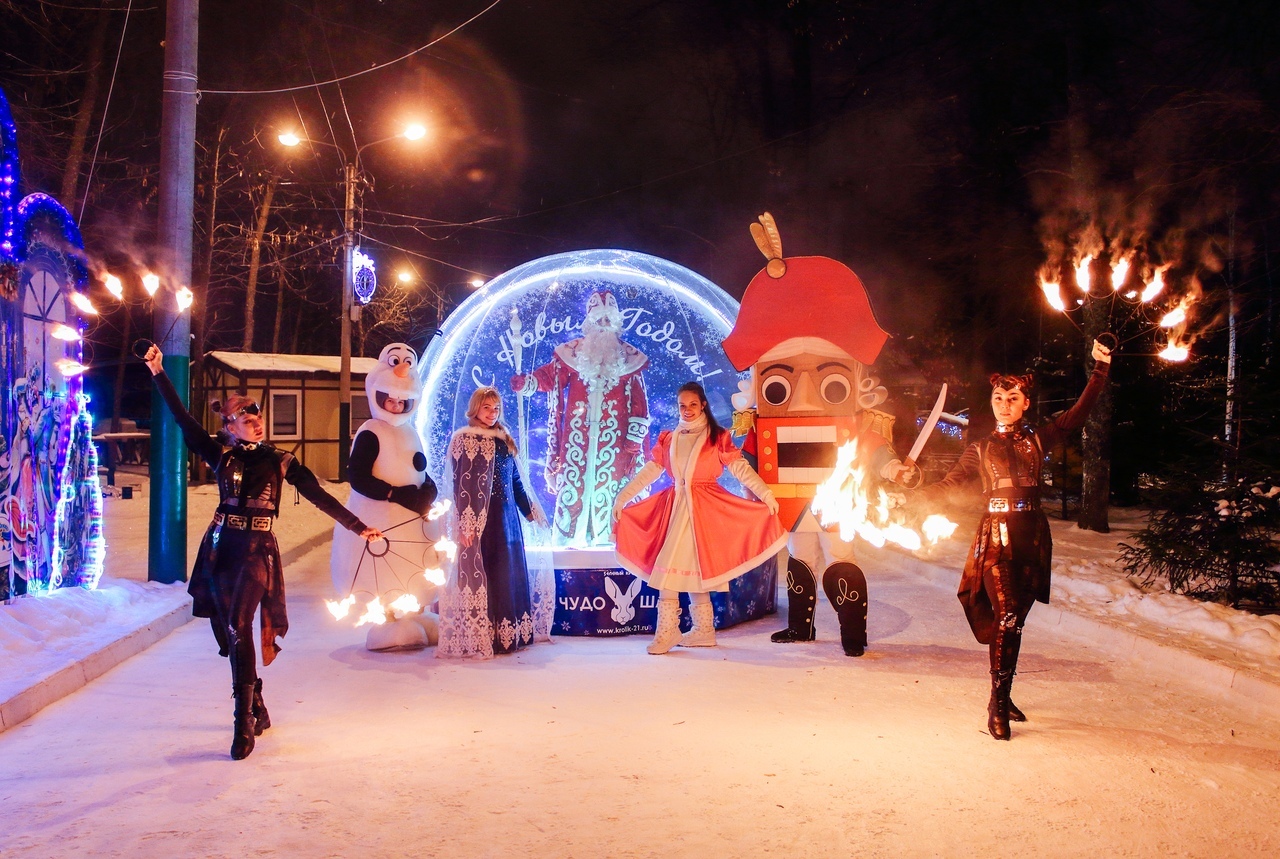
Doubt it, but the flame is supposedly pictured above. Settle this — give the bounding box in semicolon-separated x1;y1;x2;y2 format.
355;596;388;627
1110;257;1130;291
1140;266;1168;302
51;323;82;342
1159;304;1187;328
423;566;446;586
1074;255;1093;293
810;440;957;552
325;594;357;620
1159;342;1189;362
388;594;421;616
69;291;98;316
434;537;458;562
427;499;452;521
55;359;90;377
922;514;959;542
142;273;161;297
104;273;124;299
1040;279;1065;312
175;286;194;312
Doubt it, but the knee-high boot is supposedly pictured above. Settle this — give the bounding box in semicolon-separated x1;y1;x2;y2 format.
252;678;271;735
231;683;257;760
680;600;716;647
987;613;1020;741
1005;628;1026;722
648;598;683;655
771;558;817;643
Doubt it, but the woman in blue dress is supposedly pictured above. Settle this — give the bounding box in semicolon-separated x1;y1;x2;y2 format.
437;386;552;658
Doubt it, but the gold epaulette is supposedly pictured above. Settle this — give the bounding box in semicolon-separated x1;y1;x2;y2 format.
731;408;756;437
861;408;896;443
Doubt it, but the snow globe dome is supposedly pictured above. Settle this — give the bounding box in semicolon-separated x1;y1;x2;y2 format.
418;248;745;547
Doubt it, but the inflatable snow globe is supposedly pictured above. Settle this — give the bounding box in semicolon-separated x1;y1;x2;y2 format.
420;249;777;636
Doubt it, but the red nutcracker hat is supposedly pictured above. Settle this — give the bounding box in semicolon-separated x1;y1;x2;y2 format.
722;213;889;371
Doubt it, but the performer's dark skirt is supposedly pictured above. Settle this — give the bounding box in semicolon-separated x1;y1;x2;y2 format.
189;522;289;665
957;510;1052;645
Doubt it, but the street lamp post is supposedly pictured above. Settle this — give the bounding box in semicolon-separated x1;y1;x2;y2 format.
339;161;356;479
278;123;426;481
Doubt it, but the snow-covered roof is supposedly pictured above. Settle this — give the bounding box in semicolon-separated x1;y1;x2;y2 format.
206;351;380;378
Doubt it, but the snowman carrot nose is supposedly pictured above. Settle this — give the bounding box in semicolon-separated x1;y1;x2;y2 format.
393;361;411;378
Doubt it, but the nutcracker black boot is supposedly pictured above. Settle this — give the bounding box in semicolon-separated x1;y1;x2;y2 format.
771;558;817;643
822;562;869;657
252;678;271;735
231;683;257;760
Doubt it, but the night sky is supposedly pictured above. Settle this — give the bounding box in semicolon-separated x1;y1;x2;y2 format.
2;0;1278;437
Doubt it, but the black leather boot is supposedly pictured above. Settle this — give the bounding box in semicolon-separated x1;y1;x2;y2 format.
231;684;257;760
252;678;271;735
1005;629;1026;722
771;558;817;643
987;669;1013;741
822;562;869;657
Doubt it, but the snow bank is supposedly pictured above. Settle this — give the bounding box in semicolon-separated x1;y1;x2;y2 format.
0;578;191;708
1052;551;1280;662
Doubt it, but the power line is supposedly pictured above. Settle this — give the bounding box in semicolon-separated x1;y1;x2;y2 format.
199;0;505;96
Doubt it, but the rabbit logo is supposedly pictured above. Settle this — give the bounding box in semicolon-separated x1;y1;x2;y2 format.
604;576;642;625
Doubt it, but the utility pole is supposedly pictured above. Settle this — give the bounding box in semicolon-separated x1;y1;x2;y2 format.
149;0;197;583
338;162;356;480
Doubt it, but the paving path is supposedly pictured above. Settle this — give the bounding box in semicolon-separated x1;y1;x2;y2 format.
3;539;1277;858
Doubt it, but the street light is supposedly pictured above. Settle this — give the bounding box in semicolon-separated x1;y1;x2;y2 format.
277;123;427;480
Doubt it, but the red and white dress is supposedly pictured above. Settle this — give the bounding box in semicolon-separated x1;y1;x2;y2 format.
613;417;786;592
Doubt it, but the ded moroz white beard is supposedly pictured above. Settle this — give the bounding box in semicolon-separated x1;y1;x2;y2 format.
576;325;629;394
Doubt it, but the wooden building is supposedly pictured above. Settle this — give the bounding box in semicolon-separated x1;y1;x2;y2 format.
202;351;381;480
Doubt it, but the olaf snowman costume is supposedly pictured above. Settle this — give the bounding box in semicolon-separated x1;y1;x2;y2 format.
330;343;440;650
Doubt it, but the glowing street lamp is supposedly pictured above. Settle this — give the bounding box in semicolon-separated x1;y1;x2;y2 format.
397;270;414;285
275;121;428;480
469;277;485;288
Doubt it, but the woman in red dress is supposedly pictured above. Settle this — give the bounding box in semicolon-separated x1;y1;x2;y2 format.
613;382;786;654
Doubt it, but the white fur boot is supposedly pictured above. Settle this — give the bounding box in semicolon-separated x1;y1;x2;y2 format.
647;598;683;655
680;600;716;647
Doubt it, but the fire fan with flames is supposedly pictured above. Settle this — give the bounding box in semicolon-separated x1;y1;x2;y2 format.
1038;250;1197;362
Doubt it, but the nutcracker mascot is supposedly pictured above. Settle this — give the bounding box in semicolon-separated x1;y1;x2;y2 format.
330;343;440;651
722;213;915;656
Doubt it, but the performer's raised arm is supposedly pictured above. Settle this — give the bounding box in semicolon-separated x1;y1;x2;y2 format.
143;344;222;467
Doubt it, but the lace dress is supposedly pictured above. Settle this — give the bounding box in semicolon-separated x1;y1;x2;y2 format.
437;426;553;658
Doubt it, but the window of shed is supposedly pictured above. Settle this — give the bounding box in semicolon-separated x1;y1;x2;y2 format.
270;392;300;440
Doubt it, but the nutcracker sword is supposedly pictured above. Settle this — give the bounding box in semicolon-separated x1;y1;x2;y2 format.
904;383;948;469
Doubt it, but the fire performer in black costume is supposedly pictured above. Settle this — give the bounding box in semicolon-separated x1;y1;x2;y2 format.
923;340;1110;740
144;345;383;759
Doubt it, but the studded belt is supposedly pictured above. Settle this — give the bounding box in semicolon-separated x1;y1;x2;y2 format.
213;511;274;532
988;497;1038;513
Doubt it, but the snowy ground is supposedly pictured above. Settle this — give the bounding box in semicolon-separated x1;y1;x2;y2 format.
2;479;1279;857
